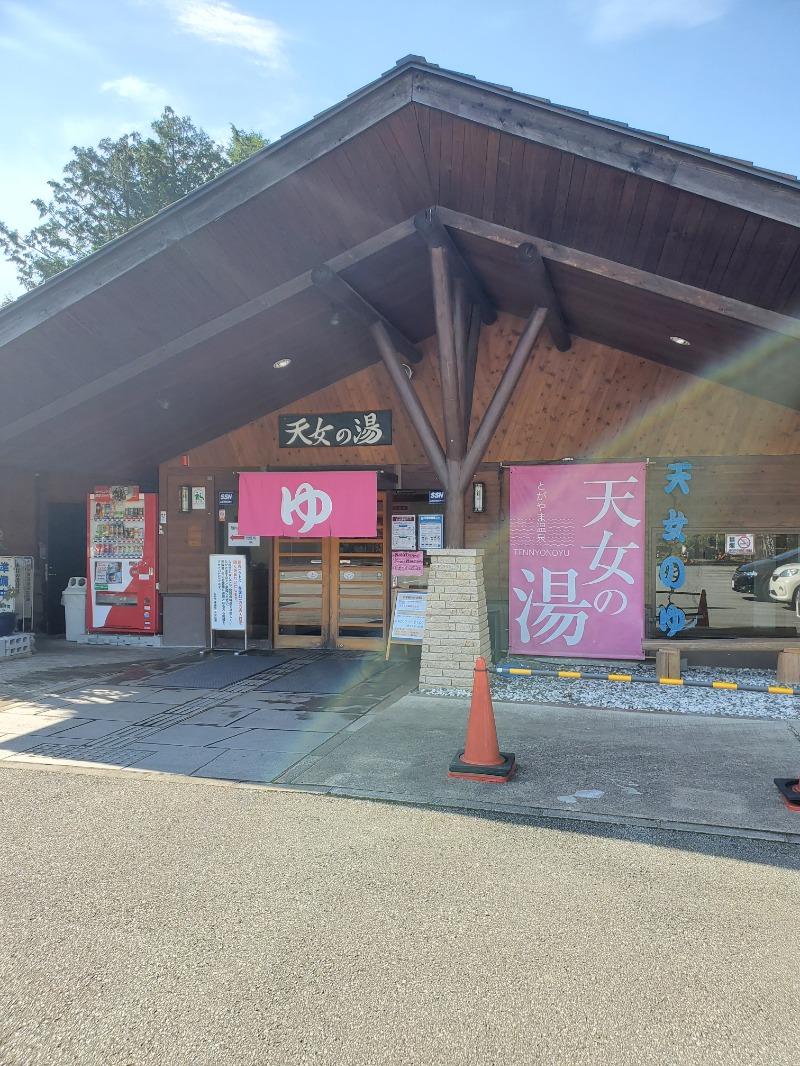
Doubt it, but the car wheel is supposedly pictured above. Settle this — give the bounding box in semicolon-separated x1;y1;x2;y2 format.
793;587;800;611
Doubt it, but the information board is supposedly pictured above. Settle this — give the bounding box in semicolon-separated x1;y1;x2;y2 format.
386;589;428;657
391;514;417;549
209;554;247;633
418;513;443;550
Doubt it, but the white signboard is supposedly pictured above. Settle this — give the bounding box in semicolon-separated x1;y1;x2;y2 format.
389;590;428;644
209;554;247;631
391;515;417;550
227;522;261;547
725;533;755;555
0;557;18;613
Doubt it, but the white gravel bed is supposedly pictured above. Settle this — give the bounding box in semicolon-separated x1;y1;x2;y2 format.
426;657;800;721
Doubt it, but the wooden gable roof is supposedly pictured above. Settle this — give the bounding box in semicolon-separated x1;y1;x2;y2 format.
0;56;798;475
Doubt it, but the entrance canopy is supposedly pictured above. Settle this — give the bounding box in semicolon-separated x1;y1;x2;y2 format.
1;56;799;476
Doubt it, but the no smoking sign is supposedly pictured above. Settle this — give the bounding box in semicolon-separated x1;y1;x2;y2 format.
726;533;754;555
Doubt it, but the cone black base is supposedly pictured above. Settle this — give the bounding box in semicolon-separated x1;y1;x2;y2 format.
448;751;517;782
774;778;800;811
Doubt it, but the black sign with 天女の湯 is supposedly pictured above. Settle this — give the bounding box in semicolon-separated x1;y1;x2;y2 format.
278;411;392;448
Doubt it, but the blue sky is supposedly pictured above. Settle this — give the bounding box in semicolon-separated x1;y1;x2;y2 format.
1;0;798;300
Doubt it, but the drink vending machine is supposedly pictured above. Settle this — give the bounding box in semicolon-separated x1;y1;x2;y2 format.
87;487;160;634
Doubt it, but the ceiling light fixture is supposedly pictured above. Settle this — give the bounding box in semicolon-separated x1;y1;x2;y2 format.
273;358;292;369
670;336;690;346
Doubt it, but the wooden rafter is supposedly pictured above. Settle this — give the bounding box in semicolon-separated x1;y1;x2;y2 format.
435;207;800;342
429;245;466;458
459;306;547;492
414;209;497;325
310;264;423;366
369;321;447;485
516;243;571;352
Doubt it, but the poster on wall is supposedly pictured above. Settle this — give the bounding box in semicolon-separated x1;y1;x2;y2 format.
508;463;646;659
227;522;261;547
418;514;443;550
392;551;423;576
391;515;416;550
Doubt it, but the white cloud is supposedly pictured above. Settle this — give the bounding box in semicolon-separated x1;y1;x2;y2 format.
101;76;167;106
574;0;733;42
169;1;288;70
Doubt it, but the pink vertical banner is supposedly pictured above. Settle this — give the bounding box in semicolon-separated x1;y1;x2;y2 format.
509;463;646;659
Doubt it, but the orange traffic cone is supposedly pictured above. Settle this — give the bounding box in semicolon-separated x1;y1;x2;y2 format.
774;777;800;812
448;657;517;782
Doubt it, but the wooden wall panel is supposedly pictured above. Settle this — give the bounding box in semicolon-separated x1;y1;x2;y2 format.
646;456;800;531
175;312;800;473
161;313;800;602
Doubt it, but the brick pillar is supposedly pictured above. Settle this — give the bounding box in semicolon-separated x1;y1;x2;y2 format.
419;548;492;691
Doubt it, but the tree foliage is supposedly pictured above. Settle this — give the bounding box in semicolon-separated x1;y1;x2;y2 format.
0;107;268;290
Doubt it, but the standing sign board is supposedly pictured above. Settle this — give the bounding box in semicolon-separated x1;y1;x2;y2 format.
385;589;428;657
209;554;248;651
509;463;646;659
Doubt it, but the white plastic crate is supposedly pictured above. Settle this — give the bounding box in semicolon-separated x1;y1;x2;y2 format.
0;634;33;658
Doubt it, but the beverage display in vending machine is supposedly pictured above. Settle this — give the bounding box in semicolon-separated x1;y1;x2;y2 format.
87;486;160;633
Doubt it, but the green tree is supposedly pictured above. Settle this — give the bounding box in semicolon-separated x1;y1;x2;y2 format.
0;107;268;290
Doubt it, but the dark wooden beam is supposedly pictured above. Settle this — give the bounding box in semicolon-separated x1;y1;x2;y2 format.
459;306;547;492
310;263;423;366
414;209;497;325
429;245;466;458
463;301;481;439
435;207;800;343
412;69;800;227
516;243;572;352
452;277;474;444
444;457;466;550
0;219;418;446
369;321;448;486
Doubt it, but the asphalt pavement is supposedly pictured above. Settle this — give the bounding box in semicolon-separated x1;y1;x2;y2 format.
1;642;799;1064
1;767;799;1066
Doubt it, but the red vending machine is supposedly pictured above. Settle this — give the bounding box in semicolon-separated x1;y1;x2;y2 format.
87;487;160;634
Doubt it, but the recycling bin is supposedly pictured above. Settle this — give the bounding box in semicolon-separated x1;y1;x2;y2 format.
61;577;87;642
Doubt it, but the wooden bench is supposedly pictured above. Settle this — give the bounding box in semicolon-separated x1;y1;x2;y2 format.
641;638;800;685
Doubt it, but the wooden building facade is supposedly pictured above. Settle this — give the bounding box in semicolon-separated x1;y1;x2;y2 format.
1;57;799;653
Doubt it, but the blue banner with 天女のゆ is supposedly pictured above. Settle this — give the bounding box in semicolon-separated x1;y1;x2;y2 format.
658;461;695;638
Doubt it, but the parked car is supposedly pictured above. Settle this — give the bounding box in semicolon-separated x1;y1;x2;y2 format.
769;562;800;608
731;548;800;600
